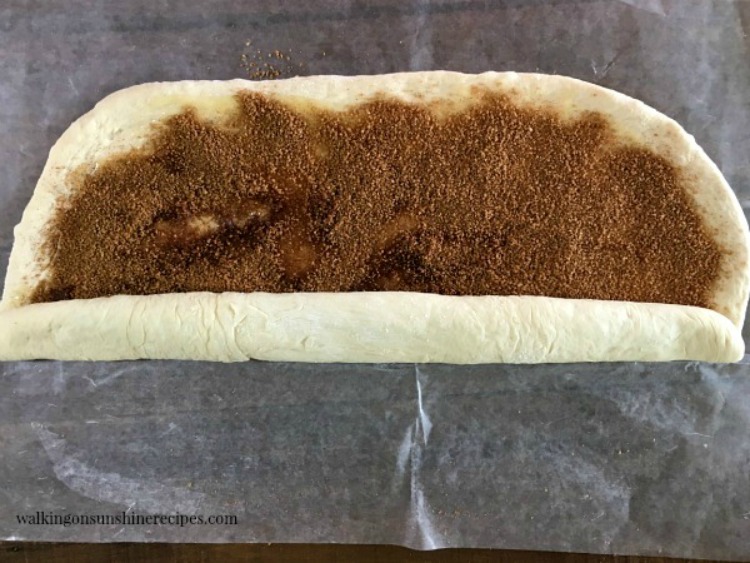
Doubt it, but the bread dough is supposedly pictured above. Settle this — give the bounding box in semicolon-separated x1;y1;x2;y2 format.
0;293;742;363
1;71;748;363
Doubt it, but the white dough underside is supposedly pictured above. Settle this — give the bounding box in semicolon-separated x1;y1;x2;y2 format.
1;71;748;363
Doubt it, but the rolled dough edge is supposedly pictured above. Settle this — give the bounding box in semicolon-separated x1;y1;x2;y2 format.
0;292;742;363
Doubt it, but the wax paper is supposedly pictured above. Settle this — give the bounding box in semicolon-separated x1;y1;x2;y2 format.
1;0;750;559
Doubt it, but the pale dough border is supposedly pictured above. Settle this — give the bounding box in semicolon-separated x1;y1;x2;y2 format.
0;71;748;362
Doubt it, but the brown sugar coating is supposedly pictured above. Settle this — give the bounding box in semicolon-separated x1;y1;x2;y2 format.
30;90;723;307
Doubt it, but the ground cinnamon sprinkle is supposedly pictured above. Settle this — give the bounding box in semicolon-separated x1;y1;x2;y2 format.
31;90;722;308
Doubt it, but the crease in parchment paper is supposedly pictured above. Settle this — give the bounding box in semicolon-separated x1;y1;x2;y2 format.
402;366;443;549
33;423;209;514
591;47;628;83
408;2;434;71
617;0;667;16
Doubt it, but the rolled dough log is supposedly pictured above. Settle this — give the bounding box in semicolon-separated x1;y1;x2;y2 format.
0;292;743;362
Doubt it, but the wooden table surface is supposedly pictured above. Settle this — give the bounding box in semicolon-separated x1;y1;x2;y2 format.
0;543;728;563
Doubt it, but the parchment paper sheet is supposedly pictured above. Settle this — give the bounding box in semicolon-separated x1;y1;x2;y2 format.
1;1;750;558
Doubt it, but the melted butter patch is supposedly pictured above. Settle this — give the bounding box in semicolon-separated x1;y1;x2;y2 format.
226;200;272;228
152;200;273;249
146;93;240;126
280;237;317;280
154;214;220;247
376;214;421;251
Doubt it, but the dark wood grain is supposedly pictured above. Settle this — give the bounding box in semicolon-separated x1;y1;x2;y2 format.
0;543;730;563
